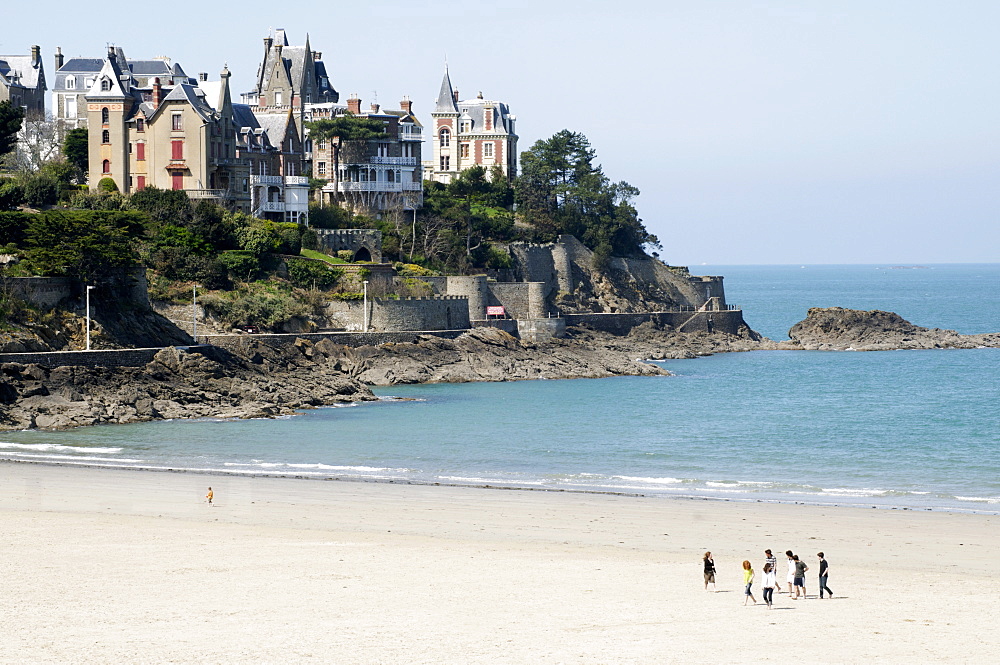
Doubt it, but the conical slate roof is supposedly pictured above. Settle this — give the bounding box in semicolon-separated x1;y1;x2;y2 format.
435;67;458;113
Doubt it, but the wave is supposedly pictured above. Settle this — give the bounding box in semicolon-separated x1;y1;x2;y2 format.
0;453;143;463
223;461;411;473
0;442;124;454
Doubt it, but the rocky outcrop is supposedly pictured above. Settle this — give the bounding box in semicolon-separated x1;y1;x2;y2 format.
0;344;373;430
782;307;1000;351
337;327;667;385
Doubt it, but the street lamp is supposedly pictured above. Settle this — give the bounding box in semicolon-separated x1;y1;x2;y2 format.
192;284;198;341
85;285;95;350
363;279;369;332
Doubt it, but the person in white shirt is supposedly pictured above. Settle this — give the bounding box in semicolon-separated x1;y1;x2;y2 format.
785;550;796;594
762;562;777;608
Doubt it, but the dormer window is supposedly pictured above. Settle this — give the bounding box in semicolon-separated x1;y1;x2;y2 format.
460;119;471;133
275;91;283;106
65;75;76;90
101;78;111;92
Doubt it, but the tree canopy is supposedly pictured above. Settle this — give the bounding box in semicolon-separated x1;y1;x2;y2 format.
0;101;24;157
63;128;89;176
515;130;659;259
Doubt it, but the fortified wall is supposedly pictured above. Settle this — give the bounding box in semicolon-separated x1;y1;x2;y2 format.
322;296;470;332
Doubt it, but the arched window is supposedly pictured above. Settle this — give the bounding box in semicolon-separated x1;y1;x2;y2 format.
387;170;395;183
135;117;144;132
101;107;109;124
102;159;110;174
101;78;111;92
65;75;76;90
439;128;450;147
102;130;109;144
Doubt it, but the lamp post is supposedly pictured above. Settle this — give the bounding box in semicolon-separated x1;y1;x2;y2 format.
85;285;95;350
192;284;198;341
363;280;369;332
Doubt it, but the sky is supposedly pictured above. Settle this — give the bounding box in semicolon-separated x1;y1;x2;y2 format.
5;0;999;264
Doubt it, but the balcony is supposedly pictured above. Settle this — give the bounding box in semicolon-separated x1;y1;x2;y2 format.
332;181;424;193
284;175;309;186
399;127;422;141
187;189;226;199
250;174;283;185
257;201;285;212
369;156;418;166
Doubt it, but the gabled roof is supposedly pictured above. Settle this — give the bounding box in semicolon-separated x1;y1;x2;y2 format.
435;67;458;113
455;96;515;135
86;53;131;99
58;58;104;74
0;54;43;89
154;83;216;121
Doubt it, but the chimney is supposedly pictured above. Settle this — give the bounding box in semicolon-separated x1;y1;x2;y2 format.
31;45;41;67
400;96;412;114
347;94;361;115
54;46;64;71
199;72;208;82
152;77;163;107
314;52;322;61
370;102;379;113
264;36;273;53
453;90;459;103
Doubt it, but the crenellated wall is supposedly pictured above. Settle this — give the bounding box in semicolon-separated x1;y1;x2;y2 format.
314;229;383;263
489;282;549;319
371;296;470;332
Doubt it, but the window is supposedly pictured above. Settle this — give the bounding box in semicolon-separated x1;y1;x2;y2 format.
65;75;76;90
101;107;109;125
460;120;471;133
439;128;450;147
136;117;144;132
171;172;184;190
102;130;110;144
387;170;394;183
101;78;111;92
171;140;183;160
136;143;145;161
102;159;110;174
484;142;494;158
440;155;450;171
317;162;326;176
460;143;469;158
275;91;282;106
85;78;94;88
65;96;77;118
136;176;146;190
172;113;182;131
317;139;326;150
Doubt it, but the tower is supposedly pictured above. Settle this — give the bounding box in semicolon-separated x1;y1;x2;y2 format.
86;47;135;192
430;66;460;182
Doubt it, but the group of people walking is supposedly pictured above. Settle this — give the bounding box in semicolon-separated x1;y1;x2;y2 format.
703;549;833;608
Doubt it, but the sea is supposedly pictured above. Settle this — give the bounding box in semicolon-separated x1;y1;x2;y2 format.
2;264;998;512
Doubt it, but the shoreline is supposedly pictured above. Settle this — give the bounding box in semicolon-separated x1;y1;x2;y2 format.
3;461;998;663
3;456;996;516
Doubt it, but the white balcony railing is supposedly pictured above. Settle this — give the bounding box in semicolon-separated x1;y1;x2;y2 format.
258;201;285;212
250;175;283;185
187;189;226;199
399;128;422;141
284;175;309;186
369;156;418;166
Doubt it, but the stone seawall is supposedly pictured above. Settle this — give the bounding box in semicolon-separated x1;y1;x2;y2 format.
0;348;167;368
564;310;745;335
197;330;467;354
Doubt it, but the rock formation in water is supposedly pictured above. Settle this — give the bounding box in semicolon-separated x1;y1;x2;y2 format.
782;307;1000;351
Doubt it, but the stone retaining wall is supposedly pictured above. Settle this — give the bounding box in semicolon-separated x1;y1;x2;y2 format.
0;347;166;368
197;330;466;353
564;310;745;335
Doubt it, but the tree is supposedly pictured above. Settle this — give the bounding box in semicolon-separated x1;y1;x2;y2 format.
305;115;387;206
63;128;89;178
21;210;138;282
515;130;659;258
0;101;24;157
8;116;62;171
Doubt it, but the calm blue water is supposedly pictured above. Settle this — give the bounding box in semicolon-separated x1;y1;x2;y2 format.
2;264;998;512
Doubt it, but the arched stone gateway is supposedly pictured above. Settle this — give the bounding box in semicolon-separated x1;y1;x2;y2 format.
313;229;383;263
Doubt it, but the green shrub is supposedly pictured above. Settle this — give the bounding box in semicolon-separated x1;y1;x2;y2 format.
69;190;128;210
485;244;513;269
301;227;318;250
394;262;438;277
336;250;354;262
285;258;342;290
218;250;261;281
97;177;119;193
0;180;23;211
201;284;311;329
21;175;58;207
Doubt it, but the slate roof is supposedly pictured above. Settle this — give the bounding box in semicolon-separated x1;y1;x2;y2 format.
0;55;43;89
255;112;292;147
156;83;215;121
455;97;515;135
434;68;458;113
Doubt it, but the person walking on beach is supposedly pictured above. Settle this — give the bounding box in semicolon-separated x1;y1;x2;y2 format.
206;487;213;506
764;549;779;593
793;554;808;599
742;560;757;605
761;562;777;608
785;550;796;594
817;552;833;598
703;552;717;592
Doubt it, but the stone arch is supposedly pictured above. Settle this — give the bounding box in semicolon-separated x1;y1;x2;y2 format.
354;247;372;262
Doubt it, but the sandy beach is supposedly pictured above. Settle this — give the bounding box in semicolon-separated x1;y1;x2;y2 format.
1;462;997;664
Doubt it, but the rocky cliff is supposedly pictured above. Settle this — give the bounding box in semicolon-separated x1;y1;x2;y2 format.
783;307;1000;351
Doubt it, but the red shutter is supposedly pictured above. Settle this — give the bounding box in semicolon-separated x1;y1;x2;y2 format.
136;143;145;161
172;140;183;160
172;172;184;190
136;176;146;190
